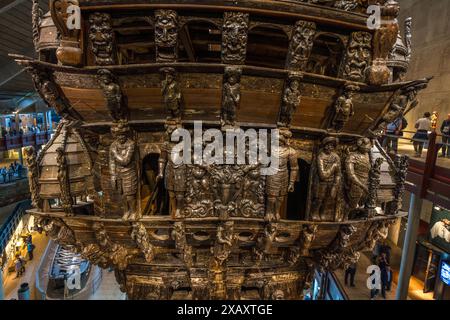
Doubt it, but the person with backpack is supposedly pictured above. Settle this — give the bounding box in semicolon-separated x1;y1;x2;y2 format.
383;116;405;153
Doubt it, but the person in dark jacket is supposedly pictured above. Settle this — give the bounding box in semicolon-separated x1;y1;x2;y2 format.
441;114;450;158
345;263;357;287
413;112;431;158
378;253;389;299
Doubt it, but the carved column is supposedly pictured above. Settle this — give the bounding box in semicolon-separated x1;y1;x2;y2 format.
50;0;83;66
155;10;178;62
286;21;316;71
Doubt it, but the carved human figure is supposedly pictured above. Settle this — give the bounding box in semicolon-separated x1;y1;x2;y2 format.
221;67;241;127
213;221;234;266
279;77;302;127
109;121;138;220
158;125;186;218
342;31;372;82
345;138;371;212
155;10;178;62
332;84;359;131
131;222;154;262
310;137;341;221
24;146;40;209
287;21;316;70
97;69;126;120
161;68;182;120
265;129;299;222
56;147;73;215
222;12;249;64
89;12;115;65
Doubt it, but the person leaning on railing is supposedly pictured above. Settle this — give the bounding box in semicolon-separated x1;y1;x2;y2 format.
412;112;432;158
440;113;450;158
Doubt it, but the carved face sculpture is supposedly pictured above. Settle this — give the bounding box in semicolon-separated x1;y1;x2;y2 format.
323;141;336;154
357;138;372;153
344;32;372;81
155;10;178;48
291;22;316;65
89;13;114;64
222;13;249;63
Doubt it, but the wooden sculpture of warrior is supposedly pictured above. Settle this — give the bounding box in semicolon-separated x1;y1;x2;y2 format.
332;84;359;131
310;137;341;221
265;129;298;222
345;137;371;211
109;121;138;220
158;124;186;218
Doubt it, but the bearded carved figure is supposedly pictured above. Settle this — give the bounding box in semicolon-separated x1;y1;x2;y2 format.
97;69;127;120
155;10;178;62
278;74;303;127
221;66;241;127
341;31;372;82
332;84;360;131
222;12;249;64
286;21;316;71
158;124;186;218
345;138;372;214
265;129;299;222
310;137;341;222
109;121;138;220
89;12;115;65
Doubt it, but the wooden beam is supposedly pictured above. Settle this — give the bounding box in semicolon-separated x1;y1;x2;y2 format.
0;0;26;15
179;25;196;63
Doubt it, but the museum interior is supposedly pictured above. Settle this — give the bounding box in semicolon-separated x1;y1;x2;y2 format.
0;0;449;301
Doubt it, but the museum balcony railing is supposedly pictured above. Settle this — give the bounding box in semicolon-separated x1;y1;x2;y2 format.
380;130;450;209
0;130;53;152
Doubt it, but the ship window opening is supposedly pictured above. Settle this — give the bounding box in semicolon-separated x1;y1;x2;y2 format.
246;25;289;69
178;21;221;63
113;16;155;65
141;153;168;216
306;34;345;77
285;159;310;221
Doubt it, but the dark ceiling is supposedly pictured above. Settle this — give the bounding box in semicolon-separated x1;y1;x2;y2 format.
0;0;49;103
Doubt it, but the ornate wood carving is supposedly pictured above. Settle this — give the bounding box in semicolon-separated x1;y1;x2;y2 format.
331;83;360;132
310;137;341;221
365;157;384;212
221;12;249;64
341;31;372;82
221;66;242;128
155;10;178;62
278;73;303;128
50;0;83;66
56;147;74;216
109;120;138;220
161;67;182;120
286;21;316;71
97;69;127;121
131;222;155;263
25;146;41;209
89;12;115;65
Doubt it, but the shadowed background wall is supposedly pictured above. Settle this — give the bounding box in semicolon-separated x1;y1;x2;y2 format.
399;0;450;128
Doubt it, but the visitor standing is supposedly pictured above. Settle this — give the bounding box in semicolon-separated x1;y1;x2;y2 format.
1;167;6;183
378;253;389;299
383;116;403;153
27;241;35;261
413;112;431;158
441;114;450;157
